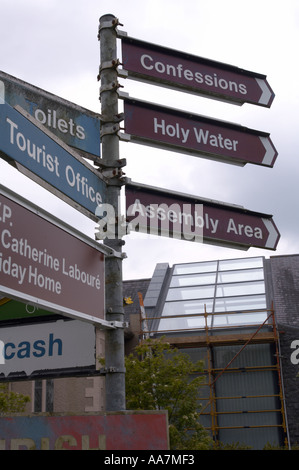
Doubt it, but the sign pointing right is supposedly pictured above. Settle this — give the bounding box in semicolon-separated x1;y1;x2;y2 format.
121;36;275;108
125;182;280;251
123;98;278;168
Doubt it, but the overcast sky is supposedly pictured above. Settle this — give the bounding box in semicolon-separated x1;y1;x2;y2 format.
1;0;299;280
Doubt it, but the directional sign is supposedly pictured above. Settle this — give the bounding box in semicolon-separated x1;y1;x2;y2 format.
0;185;106;326
123;97;278;167
125;182;280;250
0;71;101;156
121;36;275;107
0;102;106;220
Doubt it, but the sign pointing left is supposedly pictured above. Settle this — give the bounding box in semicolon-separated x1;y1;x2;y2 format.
0;71;101;157
0;102;106;221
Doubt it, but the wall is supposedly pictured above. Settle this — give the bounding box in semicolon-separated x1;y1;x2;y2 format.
268;255;299;448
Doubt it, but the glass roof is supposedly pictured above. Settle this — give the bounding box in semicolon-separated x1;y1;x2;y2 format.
158;257;267;332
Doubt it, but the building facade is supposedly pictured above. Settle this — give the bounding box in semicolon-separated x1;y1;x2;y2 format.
2;254;299;449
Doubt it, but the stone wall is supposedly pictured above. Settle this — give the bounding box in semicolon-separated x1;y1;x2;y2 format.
268;255;299;448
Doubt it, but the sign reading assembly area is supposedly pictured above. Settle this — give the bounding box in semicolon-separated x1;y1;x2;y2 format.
0;185;105;325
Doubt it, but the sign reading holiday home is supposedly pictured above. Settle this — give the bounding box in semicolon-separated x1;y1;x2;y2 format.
125;182;280;250
0;186;105;324
0;102;106;220
123;98;277;167
121;36;275;107
0;70;101;156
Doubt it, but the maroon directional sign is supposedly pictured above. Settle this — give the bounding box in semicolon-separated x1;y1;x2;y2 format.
125;182;280;251
0;185;105;325
121;36;275;108
123;98;278;167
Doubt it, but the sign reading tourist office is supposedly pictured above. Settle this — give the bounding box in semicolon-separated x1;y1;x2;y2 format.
0;102;106;221
0;185;105;325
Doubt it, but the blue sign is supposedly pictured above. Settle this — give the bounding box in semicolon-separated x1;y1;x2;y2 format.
0;102;106;218
0;71;101;157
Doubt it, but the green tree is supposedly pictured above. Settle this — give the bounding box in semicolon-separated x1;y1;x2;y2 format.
125;337;212;450
0;383;30;414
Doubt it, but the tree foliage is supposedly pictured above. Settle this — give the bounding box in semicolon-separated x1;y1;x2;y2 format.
125;337;212;450
0;383;30;414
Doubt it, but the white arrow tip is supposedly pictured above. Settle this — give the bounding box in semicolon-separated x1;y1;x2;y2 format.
256;78;273;106
260;136;277;167
263;218;280;249
0;80;4;104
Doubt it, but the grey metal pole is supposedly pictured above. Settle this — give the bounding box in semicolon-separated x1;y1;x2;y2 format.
98;14;126;411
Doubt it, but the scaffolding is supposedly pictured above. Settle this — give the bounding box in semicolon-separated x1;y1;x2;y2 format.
139;299;289;449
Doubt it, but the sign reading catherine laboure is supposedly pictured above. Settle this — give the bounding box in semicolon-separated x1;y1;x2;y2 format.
0;102;106;220
0;70;101;156
0;185;105;325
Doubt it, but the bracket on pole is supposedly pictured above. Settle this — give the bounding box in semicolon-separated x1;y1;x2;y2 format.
97;18;123;38
99;366;126;375
97;241;127;259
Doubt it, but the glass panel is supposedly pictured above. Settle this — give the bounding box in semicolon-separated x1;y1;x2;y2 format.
218;257;263;271
162;299;214;316
216;281;265;298
166;284;215;301
46;379;54;413
34;380;43;413
170;272;216;287
217;268;264;283
173;261;217;275
214;295;267;312
211;311;268;327
158;315;208;331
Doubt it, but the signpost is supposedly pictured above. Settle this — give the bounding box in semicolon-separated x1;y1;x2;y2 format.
0;14;279;423
0;71;101;157
121;36;275;107
126;182;280;251
0;184;108;326
123;97;278;167
0;102;106;221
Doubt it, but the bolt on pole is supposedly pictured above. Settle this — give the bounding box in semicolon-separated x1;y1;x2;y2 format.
98;14;126;411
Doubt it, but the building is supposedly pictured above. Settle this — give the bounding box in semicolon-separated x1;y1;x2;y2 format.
124;253;299;449
2;254;299;449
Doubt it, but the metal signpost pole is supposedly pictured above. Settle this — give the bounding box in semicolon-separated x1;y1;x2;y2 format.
98;14;126;411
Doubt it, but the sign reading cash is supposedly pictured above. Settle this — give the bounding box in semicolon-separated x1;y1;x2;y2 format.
121;36;275;107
